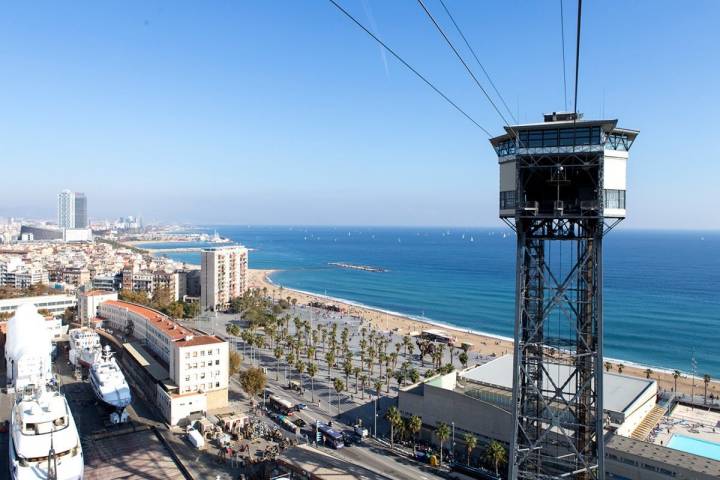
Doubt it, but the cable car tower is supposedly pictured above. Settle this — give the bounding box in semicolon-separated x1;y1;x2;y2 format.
490;112;638;479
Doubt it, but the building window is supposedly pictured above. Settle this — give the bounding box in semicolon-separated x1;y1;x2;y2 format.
215;359;220;365
604;189;626;209
500;190;516;210
185;376;190;382
215;382;220;388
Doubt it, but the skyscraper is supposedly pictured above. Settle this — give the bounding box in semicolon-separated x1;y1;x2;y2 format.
57;190;75;229
74;192;87;228
200;245;248;311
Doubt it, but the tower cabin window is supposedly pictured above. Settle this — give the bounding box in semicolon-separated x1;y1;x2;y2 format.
604;189;626;209
518;127;602;148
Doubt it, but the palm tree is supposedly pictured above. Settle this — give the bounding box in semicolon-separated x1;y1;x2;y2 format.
273;346;283;380
408;415;422;455
618;363;625;374
333;378;345;415
307;363;318;402
673;370;681;393
644;368;653;379
373;379;383;400
484;441;507;477
604;361;612;372
343;360;353;391
359;374;368;399
704;374;712;404
307;346;316;362
435;422;451;465
464;433;478;466
459;351;469;369
295;360;306;394
353;367;361;394
403;335;411;358
325;351;335;379
385;406;402;448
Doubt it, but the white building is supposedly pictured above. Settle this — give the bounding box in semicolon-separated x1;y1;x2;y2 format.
200;245;248;311
58;189;76;230
97;300;228;425
78;290;118;324
0;294;77;319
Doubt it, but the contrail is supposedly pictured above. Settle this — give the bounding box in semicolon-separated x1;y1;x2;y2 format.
361;0;389;76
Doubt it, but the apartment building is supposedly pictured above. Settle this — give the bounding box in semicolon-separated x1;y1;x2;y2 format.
78;290;118;324
200;245;248;311
97;300;228;425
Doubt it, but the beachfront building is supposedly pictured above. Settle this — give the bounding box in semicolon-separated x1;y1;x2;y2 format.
97;299;229;425
397;356;719;479
200;245;248;311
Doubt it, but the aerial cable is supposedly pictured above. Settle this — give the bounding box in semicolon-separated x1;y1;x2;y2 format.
573;0;582;115
560;0;568;111
416;0;512;128
327;0;491;136
436;0;517;123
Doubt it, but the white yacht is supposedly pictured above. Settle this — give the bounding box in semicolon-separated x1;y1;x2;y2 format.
68;328;101;368
9;385;84;480
89;346;131;411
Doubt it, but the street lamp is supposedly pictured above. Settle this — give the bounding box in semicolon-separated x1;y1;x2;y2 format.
452;421;455;456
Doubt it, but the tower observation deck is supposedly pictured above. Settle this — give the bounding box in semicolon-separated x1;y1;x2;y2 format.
490;112;638;479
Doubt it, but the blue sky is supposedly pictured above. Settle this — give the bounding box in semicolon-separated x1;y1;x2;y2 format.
1;1;718;228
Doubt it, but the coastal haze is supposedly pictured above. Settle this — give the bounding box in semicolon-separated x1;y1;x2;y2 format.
147;225;720;377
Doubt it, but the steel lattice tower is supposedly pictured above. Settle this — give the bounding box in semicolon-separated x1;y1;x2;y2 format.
490;112;638;479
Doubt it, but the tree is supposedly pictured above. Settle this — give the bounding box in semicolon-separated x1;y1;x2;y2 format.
273;346;283;380
464;433;478;466
353;367;361;394
484;441;507;476
673;370;681;393
459;351;469;369
296;360;306;394
617;364;625;374
229;351;242;376
435;422;451;465
343;360;353;391
359;374;368;399
604;361;612;372
385;406;402;448
704;374;712;404
409;415;422;455
62;307;76;325
333;378;345;415
238;367;266;403
373;379;383;400
307;363;318;402
325;351;335;378
644;368;653;379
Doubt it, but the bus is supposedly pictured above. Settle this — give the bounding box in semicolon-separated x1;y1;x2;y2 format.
268;395;295;416
315;422;344;449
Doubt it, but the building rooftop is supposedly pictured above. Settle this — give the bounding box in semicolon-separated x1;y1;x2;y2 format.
103;300;192;341
606;433;720;477
123;341;170;382
176;335;224;347
460;355;655;416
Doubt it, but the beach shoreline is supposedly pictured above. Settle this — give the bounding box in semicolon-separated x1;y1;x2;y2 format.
249;268;719;398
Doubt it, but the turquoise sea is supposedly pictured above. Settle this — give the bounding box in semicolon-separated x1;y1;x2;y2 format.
143;226;720;377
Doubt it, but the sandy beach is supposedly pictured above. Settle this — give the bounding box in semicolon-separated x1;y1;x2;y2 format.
249;268;719;399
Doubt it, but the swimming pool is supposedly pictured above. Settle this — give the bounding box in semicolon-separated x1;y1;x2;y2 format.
667;434;720;461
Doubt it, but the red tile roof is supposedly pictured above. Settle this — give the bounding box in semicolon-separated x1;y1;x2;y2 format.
82;290;114;297
103;300;190;341
177;335;224;347
102;300;224;347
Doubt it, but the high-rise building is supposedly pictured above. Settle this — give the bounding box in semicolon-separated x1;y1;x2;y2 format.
74;192;87;228
57;189;75;229
200;246;248;311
